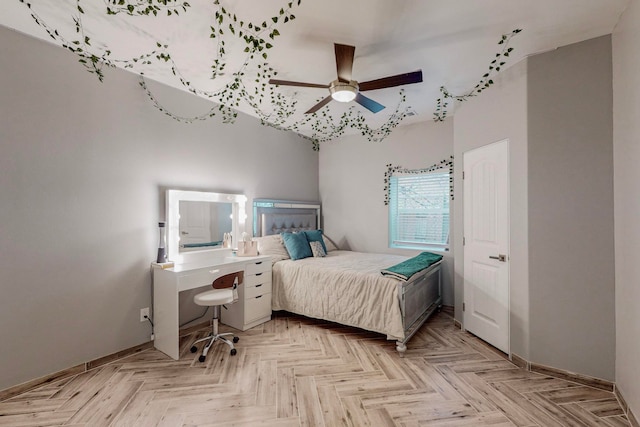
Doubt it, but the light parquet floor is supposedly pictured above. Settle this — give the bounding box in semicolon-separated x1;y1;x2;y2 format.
0;311;630;427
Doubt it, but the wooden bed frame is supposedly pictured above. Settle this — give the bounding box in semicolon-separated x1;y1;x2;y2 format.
254;199;443;355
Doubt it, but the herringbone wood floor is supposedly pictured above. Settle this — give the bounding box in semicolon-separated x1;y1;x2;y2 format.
0;311;630;426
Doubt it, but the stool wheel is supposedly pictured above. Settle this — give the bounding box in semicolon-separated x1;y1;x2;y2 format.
199;355;206;363
190;346;197;353
233;337;239;343
230;348;237;356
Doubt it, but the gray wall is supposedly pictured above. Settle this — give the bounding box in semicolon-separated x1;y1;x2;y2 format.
319;119;455;306
453;60;530;358
528;35;615;381
0;26;318;391
454;36;616;381
612;0;640;418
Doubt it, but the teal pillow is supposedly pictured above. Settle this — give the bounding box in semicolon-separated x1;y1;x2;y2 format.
303;229;327;254
281;232;312;260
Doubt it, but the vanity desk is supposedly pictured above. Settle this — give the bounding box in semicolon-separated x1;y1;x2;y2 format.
153;252;272;360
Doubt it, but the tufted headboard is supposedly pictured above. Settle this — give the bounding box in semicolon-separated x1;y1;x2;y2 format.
260;213;317;236
253;199;321;237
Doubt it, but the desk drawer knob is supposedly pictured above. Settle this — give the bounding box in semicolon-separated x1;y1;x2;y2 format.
255;295;262;299
255;272;263;276
255;261;263;265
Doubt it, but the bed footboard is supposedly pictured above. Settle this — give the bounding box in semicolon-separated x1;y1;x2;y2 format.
396;260;442;355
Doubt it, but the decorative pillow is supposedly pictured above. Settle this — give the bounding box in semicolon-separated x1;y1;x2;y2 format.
303;229;327;253
255;234;290;263
309;241;326;257
322;235;338;252
281;232;313;260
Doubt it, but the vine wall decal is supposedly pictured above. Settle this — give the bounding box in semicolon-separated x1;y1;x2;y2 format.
433;29;522;122
384;156;454;205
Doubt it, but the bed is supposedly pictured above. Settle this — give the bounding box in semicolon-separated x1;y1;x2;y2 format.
253;207;443;355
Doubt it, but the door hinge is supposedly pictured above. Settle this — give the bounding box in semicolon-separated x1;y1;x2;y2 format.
463;237;465;246
463;302;466;312
462;171;465;179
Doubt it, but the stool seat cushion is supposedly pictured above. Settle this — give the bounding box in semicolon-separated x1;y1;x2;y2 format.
194;288;234;306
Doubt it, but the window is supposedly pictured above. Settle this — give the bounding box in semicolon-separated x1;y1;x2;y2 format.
389;170;450;251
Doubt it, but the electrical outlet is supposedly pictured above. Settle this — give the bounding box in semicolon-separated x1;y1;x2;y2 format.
140;307;149;322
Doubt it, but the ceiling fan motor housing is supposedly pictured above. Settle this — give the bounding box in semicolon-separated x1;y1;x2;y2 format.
330;79;359;102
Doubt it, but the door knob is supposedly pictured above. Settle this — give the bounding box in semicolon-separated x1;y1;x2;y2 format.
489;254;507;262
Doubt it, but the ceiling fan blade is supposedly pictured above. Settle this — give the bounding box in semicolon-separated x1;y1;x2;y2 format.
355;93;385;113
335;43;355;83
269;79;329;89
358;70;423;92
305;95;333;114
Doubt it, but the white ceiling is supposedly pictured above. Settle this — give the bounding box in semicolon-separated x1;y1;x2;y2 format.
0;0;630;141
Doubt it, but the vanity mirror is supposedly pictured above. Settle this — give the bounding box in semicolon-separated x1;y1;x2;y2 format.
166;189;247;264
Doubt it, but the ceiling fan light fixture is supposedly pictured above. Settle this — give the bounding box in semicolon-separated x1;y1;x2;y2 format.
330;80;358;102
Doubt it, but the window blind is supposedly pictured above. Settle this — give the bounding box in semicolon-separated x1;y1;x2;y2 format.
389;170;450;250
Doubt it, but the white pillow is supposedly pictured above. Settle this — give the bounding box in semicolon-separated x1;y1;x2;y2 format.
322;234;338;252
255;234;290;263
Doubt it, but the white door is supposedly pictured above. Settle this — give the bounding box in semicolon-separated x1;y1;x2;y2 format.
463;139;510;353
179;201;212;245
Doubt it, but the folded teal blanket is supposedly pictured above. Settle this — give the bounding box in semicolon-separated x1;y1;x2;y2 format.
182;241;223;248
381;251;443;281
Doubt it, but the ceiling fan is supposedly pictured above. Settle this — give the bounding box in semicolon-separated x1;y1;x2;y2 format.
269;43;423;114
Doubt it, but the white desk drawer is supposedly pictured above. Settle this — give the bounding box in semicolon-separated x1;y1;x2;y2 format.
245;280;272;299
176;266;243;291
245;272;270;288
245;260;270;275
245;292;271;322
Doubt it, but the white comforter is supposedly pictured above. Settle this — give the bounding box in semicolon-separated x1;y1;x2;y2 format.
271;250;408;339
